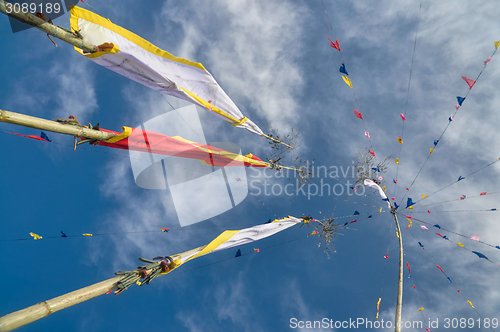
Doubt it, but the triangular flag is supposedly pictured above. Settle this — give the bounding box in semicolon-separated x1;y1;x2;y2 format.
254;248;260;252
354;109;363;119
457;96;466;106
354;211;360;215
327;35;341;51
430;148;434;154
458;176;465;181
461;76;476;89
384;253;389;259
408;205;413;209
369;149;375;157
397;136;403;144
419;307;424;312
400;113;406;121
235;249;241;257
467;300;475;309
395;158;399;164
480;192;487;195
433;140;439;147
365;131;370;138
470;234;479;241
456;242;464;247
406;197;414;208
350;219;358;224
339;63;348;75
484;57;491;65
61;231;67;238
434;224;441;229
160;228;169;232
495;41;500;50
449;114;454;122
472;251;488;259
40;132;51;142
29;232;42;240
421;194;428;199
418;242;424;248
342;75;353;88
378;208;382;213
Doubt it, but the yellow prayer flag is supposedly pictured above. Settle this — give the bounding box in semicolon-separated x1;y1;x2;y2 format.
466;300;475;309
421;194;428;199
83;233;93;236
395;158;399;164
378;208;382;213
342;76;353;89
382;186;386;191
430;148;434;154
29;232;42;240
495;41;500;50
397;137;403;144
418;307;424;312
409;206;414;210
456;242;464;247
406;218;412;228
376;298;381;320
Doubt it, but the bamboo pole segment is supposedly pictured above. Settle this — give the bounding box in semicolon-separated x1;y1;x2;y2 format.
0;276;122;332
0;0;97;53
0;109;116;141
0;244;208;331
392;211;404;332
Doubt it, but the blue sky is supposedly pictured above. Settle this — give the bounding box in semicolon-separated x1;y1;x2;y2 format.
1;1;500;331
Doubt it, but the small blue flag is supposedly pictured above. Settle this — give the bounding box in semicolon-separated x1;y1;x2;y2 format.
406;198;414;208
41;132;51;142
434;140;439;147
472;251;488;259
458;176;465;181
434;224;441;229
394;202;399;209
61;231;67;238
354;211;360;215
339;63;348;75
457;96;466;106
235;249;242;257
418;242;424;248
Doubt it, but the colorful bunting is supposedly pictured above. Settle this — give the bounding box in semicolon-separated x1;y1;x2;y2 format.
472;251;488;259
460;195;466;200
342;75;353;88
400;113;406;121
372;167;380;172
447;277;452;283
428;210;431;213
378;208;382;213
397;136;403;144
339;63;348;75
29;232;42;240
436;264;445;274
254;248;260;253
354;109;363;119
384;253;389;259
393;179;397;184
235;249;241;257
310;230;319;235
461;76;476;89
406;218;412;229
407;205;412;209
376;298;381;320
456;104;460;110
395;202;400;209
484;56;492;65
457;96;466;106
327;35;341;51
470;234;479;241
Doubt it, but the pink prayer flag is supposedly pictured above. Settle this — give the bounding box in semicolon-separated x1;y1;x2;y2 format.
378;176;383;180
354;108;363;120
400;113;406;121
426;328;430;332
480;192;487;195
391;197;395;200
369;149;376;157
326;35;341;51
461;76;476;89
254;248;260;252
420;225;428;230
470;234;479;241
456;105;460;110
384;253;389;259
484;57;491;65
405;215;412;218
365;131;370;138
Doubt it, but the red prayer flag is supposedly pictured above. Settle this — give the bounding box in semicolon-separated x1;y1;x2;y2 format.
369;149;376;157
5;131;50;142
461;76;476;89
326;35;341;51
354;108;363;120
480;192;487;195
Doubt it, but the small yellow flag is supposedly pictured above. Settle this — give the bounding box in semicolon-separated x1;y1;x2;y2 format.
430;148;434;154
495;41;500;50
406;218;412;228
418;307;424;312
421;194;428;199
457;242;464;247
466;300;475;309
396;231;400;238
29;232;42;240
376;298;382;320
397;136;403;144
378;208;382;213
409;206;414;210
303;219;310;224
395;158;399;164
83;233;93;236
342;75;353;89
382;186;386;191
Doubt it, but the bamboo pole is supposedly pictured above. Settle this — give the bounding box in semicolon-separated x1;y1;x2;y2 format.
392;211;404;332
0;276;122;332
0;244;209;331
0;109;116;141
0;0;97;53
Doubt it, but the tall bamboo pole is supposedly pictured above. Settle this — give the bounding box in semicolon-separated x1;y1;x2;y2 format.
392;211;404;332
0;0;96;53
0;109;116;141
0;244;208;331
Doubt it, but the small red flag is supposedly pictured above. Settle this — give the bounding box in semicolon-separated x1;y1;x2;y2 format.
480;192;487;195
353;108;363;120
369;149;376;157
326;35;340;51
461;76;476;89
